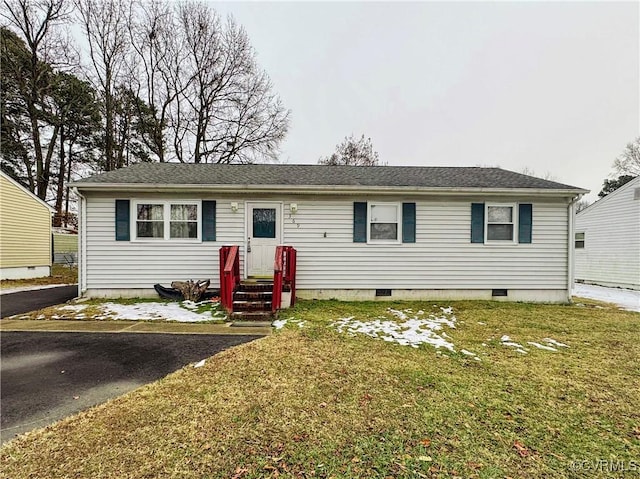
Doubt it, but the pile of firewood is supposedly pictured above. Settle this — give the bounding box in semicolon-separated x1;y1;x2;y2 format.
170;279;210;301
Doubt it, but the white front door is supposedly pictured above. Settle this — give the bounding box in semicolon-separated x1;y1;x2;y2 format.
247;202;281;277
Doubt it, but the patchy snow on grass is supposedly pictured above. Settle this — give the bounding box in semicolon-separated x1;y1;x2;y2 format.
573;283;640;312
500;336;569;354
543;338;568;348
100;301;223;322
272;317;302;330
59;304;88;312
193;359;206;368
331;307;458;351
500;335;528;354
527;342;557;352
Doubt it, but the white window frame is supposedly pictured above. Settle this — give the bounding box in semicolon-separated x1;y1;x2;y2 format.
485;203;518;244
367;202;402;244
575;232;585;249
131;199;202;242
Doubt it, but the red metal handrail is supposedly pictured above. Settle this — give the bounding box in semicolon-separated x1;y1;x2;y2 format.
219;245;239;312
272;245;297;312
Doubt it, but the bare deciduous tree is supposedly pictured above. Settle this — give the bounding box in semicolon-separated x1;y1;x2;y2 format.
613;137;640;177
128;0;186;162
176;2;289;164
75;0;133;171
1;0;73;198
319;134;381;166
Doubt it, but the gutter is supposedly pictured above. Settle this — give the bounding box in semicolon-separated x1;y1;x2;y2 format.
567;193;584;302
70;182;589;198
73;187;87;298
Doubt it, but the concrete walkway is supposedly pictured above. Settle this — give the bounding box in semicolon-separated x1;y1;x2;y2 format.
0;319;271;336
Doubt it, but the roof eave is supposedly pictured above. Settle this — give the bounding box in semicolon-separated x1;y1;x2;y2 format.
70;182;588;197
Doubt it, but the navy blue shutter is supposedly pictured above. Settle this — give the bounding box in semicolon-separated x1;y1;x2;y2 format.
402;203;416;243
518;203;532;244
353;202;367;243
471;203;484;243
115;200;130;241
202;200;216;241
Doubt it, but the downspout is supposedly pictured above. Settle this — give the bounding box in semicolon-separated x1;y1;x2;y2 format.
73;187;87;298
567;194;583;302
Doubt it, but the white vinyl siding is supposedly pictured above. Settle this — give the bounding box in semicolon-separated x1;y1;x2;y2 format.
575;177;640;290
84;193;243;289
284;197;568;290
83;193;570;293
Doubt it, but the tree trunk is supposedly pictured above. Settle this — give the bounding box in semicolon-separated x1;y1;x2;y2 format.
54;126;66;227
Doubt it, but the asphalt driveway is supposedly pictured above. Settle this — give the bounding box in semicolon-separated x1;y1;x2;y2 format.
0;285;78;318
1;331;263;444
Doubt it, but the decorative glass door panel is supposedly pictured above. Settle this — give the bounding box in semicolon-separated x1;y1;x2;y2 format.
247;203;281;277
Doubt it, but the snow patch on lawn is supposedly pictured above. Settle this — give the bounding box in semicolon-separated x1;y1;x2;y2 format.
272;317;303;330
59;304;88;312
527;342;557;351
543;338;568;348
573;283;639;312
100;301;221;322
500;335;528;354
331;307;462;352
500;335;569;354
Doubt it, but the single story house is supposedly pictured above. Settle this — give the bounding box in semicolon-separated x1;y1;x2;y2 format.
71;163;587;303
575;176;639;290
1;171;54;280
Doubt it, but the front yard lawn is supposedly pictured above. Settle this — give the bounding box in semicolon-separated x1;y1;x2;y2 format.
1;300;638;478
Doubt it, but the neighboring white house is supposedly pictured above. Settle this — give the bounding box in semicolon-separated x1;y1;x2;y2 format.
0;171;55;280
71;163;587;302
575;176;640;290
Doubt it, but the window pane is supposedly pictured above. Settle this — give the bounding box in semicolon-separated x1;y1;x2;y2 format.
575;241;585;249
137;221;164;238
371;204;397;223
137;204;163;221
171;204;197;221
170;221;197;238
253;208;276;238
370;223;398;240
487;224;513;241
575;232;585;240
488;206;512;223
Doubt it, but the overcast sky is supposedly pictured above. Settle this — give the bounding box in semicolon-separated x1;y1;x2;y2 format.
213;1;639;202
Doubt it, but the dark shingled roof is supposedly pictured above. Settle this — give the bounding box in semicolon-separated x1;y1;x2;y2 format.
74;163;584;191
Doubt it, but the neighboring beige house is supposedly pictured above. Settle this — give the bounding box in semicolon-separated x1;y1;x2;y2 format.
0;171;54;280
575;176;640;290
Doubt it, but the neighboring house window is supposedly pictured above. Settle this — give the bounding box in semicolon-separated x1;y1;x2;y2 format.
575;232;585;249
133;201;200;240
368;202;400;242
486;204;516;242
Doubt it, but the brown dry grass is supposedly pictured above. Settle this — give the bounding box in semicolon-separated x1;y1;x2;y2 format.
1;300;638;478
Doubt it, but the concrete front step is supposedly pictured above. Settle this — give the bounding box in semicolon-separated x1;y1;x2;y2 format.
230;311;274;321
